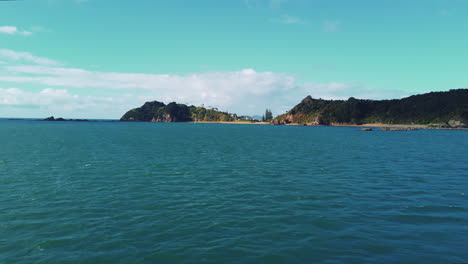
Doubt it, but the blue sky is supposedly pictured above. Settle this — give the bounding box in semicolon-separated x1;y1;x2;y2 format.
1;0;467;118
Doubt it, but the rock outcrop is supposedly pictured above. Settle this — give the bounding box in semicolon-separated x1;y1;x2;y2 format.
43;116;88;122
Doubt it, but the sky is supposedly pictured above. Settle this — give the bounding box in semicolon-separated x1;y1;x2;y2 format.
0;0;467;119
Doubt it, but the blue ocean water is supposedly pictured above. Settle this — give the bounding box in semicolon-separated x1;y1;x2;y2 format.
1;120;467;264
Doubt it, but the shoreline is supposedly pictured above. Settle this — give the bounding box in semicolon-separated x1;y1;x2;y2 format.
191;121;467;129
280;122;468;130
191;121;270;125
11;118;466;129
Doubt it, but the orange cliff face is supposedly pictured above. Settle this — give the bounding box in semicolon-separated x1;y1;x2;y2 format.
272;113;322;125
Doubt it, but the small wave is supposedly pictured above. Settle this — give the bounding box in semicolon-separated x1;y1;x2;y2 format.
389;214;467;224
403;205;466;213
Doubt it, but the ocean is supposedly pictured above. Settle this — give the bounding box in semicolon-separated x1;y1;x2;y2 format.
1;120;467;263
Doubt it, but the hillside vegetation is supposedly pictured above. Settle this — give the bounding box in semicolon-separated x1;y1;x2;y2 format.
120;101;235;122
273;89;468;127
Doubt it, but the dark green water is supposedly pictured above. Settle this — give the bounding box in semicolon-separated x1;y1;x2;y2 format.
1;120;467;263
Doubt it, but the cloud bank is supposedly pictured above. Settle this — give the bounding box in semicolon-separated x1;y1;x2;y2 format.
0;26;32;36
0;49;407;118
0;49;61;66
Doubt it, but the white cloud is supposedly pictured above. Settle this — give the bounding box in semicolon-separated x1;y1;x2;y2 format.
0;87;139;119
0;49;409;118
323;21;340;33
0;66;300;114
0;88;74;106
0;49;62;66
3;66;296;93
0;26;32;36
0;64;407;117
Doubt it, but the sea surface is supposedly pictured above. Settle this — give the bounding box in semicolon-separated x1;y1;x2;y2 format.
1;119;467;264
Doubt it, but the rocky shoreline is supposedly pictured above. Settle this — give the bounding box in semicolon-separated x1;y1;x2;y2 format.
271;122;467;130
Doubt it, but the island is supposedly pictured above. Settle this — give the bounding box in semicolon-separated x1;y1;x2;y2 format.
119;89;468;129
272;89;468;128
120;101;259;123
43;116;89;122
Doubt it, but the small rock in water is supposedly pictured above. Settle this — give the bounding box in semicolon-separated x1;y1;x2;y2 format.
359;128;373;131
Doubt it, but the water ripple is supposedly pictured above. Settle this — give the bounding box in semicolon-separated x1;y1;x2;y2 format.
0;122;467;263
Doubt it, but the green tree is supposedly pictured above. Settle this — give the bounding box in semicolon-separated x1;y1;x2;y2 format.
265;109;273;121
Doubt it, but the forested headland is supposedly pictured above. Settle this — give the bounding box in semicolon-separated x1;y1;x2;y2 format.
120;101;237;122
273;89;468;128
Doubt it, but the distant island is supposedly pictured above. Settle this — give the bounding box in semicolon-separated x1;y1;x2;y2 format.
120;101;259;123
273;89;468;128
119;89;467;128
43;116;89;122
